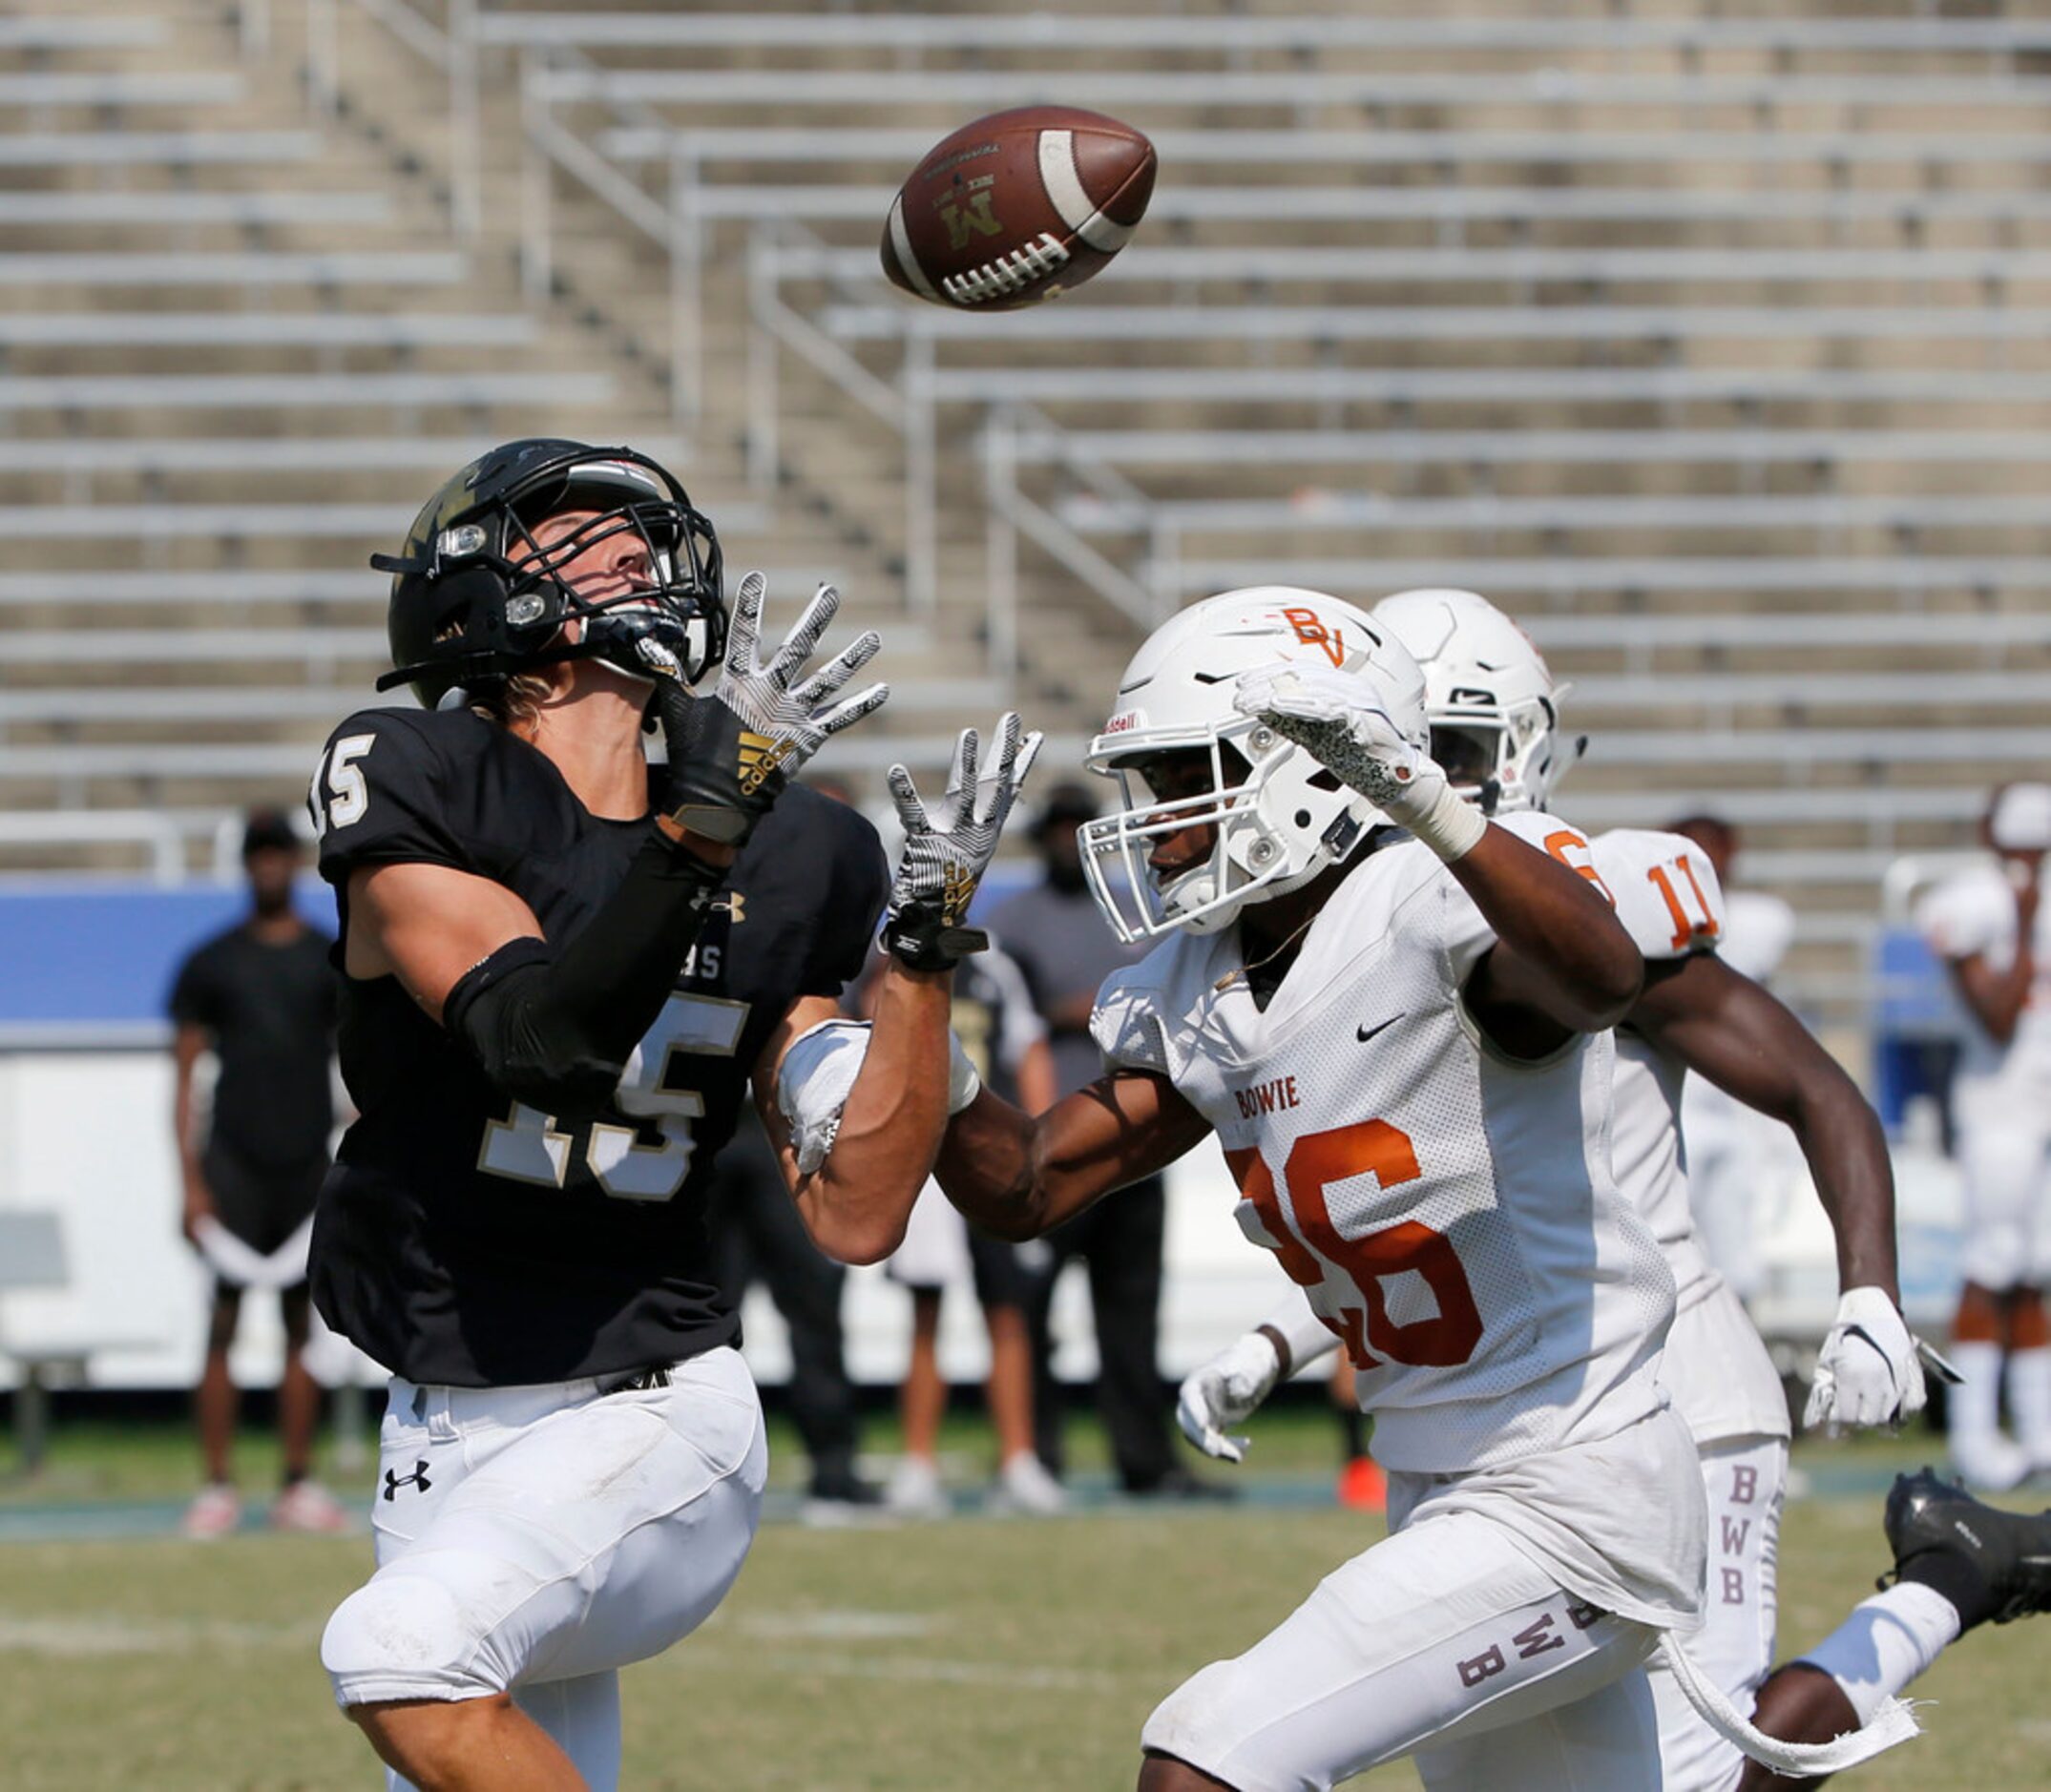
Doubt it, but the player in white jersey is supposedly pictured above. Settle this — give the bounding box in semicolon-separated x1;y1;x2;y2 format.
1182;589;2051;1790
1916;781;2051;1489
909;587;1913;1790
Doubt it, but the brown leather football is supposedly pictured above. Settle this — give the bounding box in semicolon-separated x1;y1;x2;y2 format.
881;107;1156;310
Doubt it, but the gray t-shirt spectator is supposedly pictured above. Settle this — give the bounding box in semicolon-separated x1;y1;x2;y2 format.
987;883;1146;1098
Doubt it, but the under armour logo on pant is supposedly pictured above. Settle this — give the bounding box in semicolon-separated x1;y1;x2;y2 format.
383;1460;431;1500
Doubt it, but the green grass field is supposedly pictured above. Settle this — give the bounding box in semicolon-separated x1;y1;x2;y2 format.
2;1410;2045;1789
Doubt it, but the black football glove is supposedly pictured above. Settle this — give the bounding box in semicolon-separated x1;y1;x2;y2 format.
641;572;887;846
881;712;1042;970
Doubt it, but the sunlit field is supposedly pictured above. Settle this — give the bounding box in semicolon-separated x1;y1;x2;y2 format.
1;1408;2043;1789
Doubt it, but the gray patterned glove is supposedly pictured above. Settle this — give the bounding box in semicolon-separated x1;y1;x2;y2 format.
881;712;1042;970
647;572;887;845
1231;664;1486;862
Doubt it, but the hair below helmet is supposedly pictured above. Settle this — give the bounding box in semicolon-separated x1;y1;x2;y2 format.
1078;587;1428;943
375;437;725;710
1370;588;1577;814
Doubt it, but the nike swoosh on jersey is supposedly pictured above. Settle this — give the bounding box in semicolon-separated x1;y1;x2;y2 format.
1355;1012;1405;1044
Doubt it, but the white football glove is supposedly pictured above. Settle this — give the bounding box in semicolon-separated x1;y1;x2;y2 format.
1231;665;1485;862
1176;1330;1287;1465
881;712;1043;969
1804;1287;1927;1433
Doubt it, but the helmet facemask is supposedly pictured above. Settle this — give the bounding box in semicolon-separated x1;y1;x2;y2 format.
375;443;725;710
1081;717;1371;945
1371;588;1578;817
497;490;722;689
1429;688;1565;816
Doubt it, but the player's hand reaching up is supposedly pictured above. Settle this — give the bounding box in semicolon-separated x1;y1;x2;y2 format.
1233;663;1485;862
644;572;888;847
1177;1331;1287;1464
1804;1287;1929;1433
882;712;1042;970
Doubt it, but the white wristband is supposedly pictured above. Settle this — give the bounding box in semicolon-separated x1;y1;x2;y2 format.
947;1030;983;1114
1404;782;1489;863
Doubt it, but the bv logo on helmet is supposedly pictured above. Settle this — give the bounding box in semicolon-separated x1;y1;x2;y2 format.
1282;606;1347;670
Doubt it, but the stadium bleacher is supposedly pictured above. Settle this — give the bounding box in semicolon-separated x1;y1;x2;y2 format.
6;0;2050;1023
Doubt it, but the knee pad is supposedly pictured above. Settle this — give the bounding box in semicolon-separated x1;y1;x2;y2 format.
322;1571;502;1710
1141;1658;1250;1776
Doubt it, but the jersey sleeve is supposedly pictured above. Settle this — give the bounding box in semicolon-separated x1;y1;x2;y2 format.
1593;828;1730;963
802;802;889;999
1090;953;1176;1078
311;710;468;886
1917;871;2007;963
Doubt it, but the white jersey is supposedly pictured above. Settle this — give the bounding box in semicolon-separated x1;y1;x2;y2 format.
1093;811;1676;1475
1718;888;1796;987
1916;862;2051;1086
1595;828;1790;1446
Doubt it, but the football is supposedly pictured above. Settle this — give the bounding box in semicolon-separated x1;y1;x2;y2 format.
881;106;1157;310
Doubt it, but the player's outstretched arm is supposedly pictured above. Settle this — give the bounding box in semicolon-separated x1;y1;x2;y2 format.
1630;950;1928;1430
752;713;1043;1264
1633;952;1899;1301
753;973;953;1265
935;1068;1212;1242
1233;664;1640;1044
1445;825;1643;1039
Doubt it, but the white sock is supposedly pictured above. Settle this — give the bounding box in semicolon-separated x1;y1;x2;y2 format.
1795;1583;1962;1725
1948;1340;2004;1445
2007;1345;2051;1451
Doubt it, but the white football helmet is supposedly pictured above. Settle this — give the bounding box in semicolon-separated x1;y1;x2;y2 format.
1370;588;1578;815
1080;587;1429;943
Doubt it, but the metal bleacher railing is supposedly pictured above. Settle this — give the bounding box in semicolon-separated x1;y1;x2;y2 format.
8;3;2048;1017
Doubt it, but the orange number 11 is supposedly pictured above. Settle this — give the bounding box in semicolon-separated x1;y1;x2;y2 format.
1646;854;1720;951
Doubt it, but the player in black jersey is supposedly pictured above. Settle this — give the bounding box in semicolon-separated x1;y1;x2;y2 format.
307;439;1038;1791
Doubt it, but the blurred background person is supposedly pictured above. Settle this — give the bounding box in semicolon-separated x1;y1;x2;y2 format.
1669;813;1799;1304
989;782;1223;1499
1915;781;2051;1490
167;809;345;1537
883;939;1064;1517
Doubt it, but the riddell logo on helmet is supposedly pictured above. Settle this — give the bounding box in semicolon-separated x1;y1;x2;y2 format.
1281;607;1346;670
1102;712;1141;735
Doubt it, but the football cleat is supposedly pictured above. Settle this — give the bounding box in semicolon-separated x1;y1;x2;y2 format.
1881;1467;2051;1629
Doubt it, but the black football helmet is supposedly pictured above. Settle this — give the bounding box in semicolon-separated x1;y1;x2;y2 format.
373;437;725;709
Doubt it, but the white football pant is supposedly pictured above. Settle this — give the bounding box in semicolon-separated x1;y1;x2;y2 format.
321;1345;766;1791
1645;1433;1788;1792
1954;1079;2051;1289
1141;1510;1663;1791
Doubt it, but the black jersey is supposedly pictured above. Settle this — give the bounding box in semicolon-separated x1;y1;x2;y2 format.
167;920;337;1170
307;706;887;1386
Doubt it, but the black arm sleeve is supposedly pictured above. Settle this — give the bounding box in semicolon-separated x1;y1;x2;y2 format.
443;830;725;1120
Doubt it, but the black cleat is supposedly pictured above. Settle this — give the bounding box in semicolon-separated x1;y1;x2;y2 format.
1881;1467;2051;1630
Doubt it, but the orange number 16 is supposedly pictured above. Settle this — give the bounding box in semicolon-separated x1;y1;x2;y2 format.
1225;1120;1483;1373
